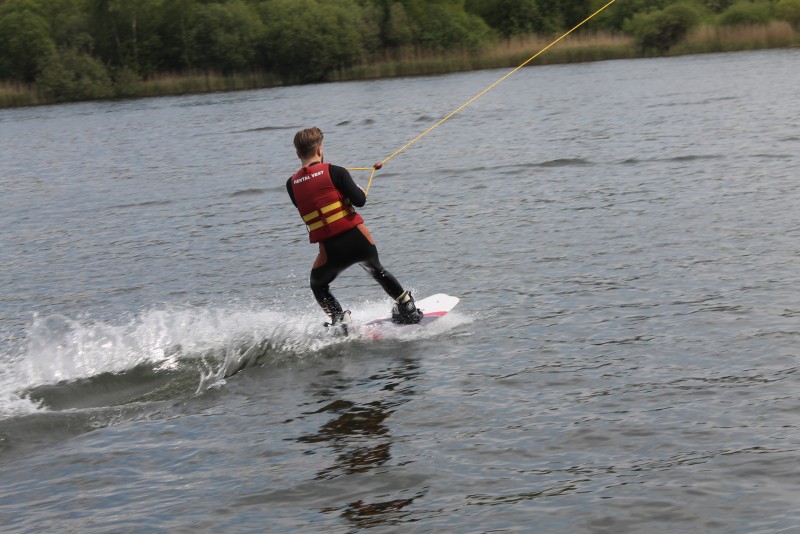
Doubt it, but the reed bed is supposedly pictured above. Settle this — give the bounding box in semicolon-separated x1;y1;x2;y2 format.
0;82;44;108
336;24;798;81
674;21;799;55
134;70;283;98
333;33;637;81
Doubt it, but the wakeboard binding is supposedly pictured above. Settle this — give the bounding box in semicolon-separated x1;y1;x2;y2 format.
324;310;352;336
391;291;423;325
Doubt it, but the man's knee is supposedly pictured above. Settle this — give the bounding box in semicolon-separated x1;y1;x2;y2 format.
310;274;325;295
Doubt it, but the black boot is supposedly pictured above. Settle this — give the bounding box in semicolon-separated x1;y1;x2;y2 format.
391;291;423;325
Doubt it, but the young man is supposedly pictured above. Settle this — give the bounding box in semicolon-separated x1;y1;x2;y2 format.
286;127;422;332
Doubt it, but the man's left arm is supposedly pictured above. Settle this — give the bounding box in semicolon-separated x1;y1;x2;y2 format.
330;165;366;207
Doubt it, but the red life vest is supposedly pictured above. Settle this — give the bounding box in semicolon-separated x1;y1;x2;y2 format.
290;163;364;243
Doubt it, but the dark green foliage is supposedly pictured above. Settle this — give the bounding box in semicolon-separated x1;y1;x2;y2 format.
718;1;772;26
259;0;365;83
627;3;701;51
0;2;56;81
35;0;94;50
561;0;594;28
36;47;115;101
383;2;415;47
154;0;196;71
414;3;493;50
777;0;800;28
189;1;263;72
703;0;735;13
0;0;796;95
588;0;671;31
466;0;546;37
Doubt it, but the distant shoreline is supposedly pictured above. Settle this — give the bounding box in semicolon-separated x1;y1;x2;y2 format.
2;23;797;110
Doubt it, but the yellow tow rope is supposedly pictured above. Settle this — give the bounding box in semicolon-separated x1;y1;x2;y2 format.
348;0;617;196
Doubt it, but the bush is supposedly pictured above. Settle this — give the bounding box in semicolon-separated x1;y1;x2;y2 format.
36;48;114;102
718;1;773;26
415;3;493;51
189;0;263;72
627;3;702;52
467;0;545;37
384;2;414;48
588;0;672;32
260;0;365;83
0;9;56;81
777;0;800;29
111;67;142;98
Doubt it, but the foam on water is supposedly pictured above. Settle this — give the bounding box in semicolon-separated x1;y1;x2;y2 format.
1;300;468;418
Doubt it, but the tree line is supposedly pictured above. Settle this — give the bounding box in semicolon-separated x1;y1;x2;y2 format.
1;0;799;101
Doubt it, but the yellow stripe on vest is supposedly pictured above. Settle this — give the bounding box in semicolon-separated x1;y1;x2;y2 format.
320;201;343;214
302;200;345;222
303;200;354;232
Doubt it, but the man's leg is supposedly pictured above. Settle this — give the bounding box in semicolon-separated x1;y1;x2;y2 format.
353;225;405;299
359;247;422;325
360;260;404;300
310;245;344;320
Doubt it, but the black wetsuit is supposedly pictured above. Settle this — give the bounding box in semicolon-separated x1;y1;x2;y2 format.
287;164;404;318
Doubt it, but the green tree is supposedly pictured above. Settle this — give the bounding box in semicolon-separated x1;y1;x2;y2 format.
87;0;167;74
152;0;195;71
36;47;114;101
560;0;593;28
414;2;493;50
33;0;93;50
587;0;671;31
189;0;263;72
626;2;701;52
466;0;545;37
259;0;365;82
777;0;800;28
384;2;414;47
703;0;736;14
356;1;383;55
718;0;773;26
0;1;56;81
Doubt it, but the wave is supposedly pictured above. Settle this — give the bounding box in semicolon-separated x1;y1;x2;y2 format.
3;307;331;413
0;302;467;462
232;125;298;133
2;302;466;418
485;158;593;172
646;95;739;108
109;199;174;210
230;187;270;197
616;154;725;165
535;158;592;168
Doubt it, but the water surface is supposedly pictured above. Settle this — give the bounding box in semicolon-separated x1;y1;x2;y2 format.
1;49;799;532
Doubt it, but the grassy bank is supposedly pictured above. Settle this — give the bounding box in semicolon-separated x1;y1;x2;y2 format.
2;24;798;109
335;21;799;80
0;82;47;109
131;70;284;99
672;20;799;55
331;32;638;81
0;71;284;108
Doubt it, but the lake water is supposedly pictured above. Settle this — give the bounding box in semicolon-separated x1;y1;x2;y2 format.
1;49;799;532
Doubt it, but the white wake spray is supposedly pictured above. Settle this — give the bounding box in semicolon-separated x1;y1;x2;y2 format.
1;299;468;417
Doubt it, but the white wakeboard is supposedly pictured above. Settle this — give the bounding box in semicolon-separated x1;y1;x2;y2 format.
356;293;459;338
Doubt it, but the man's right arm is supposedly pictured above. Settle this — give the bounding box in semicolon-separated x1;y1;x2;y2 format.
286;178;297;207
